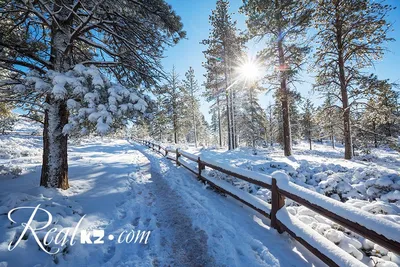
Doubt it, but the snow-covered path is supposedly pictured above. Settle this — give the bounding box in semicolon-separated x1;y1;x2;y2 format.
128;148;214;266
130;143;321;267
0;139;322;266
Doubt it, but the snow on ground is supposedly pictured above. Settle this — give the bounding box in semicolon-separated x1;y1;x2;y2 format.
170;141;400;266
0;135;323;266
9;117;43;135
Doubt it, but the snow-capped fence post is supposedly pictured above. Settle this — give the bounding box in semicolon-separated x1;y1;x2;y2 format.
176;149;181;166
270;178;285;233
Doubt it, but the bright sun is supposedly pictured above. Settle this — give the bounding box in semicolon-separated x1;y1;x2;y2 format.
238;61;261;81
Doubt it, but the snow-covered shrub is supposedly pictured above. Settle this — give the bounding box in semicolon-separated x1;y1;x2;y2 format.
10;166;23;176
363;174;400;202
17;64;149;137
0;164;23;177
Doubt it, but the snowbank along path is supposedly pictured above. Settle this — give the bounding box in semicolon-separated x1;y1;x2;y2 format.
0;139;322;266
131;142;322;266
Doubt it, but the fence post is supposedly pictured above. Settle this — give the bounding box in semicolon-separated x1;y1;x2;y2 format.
197;157;205;179
271;177;285;233
176;149;181;166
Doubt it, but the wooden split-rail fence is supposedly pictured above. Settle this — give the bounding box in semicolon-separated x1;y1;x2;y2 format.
134;138;400;267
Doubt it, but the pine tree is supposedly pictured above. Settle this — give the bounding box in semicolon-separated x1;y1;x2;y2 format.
241;0;313;156
150;95;170;142
273;90;302;147
183;67;200;147
358;75;399;148
265;103;278;147
202;0;243;150
315;94;342;148
237;82;266;149
313;0;394;159
0;0;185;189
155;67;188;144
0;103;17;134
301;98;316;150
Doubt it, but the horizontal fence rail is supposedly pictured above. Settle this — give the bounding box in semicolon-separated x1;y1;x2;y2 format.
134;138;400;267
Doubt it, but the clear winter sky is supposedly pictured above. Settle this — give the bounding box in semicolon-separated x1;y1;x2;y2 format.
162;0;400;123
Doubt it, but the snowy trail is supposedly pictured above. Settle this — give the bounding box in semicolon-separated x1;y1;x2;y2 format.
0;139;322;266
135;150;214;266
132;143;322;267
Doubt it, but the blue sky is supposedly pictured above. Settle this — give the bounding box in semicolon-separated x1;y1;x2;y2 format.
162;0;400;123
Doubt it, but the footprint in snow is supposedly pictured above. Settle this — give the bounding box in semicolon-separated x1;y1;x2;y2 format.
103;244;116;263
132;217;140;227
118;209;127;219
144;218;151;227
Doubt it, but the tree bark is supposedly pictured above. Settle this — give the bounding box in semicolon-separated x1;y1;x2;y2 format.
191;85;197;148
373;121;378;148
173;113;177;144
40;0;73;189
277;39;292;157
225;91;232;149
335;4;352;160
217;96;222;147
40;100;69;189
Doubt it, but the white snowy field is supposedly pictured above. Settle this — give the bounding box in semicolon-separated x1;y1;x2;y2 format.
0;135;325;267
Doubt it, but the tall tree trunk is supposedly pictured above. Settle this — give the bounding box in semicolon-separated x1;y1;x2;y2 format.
222;39;232;150
40;0;73;189
217;96;222;147
277;39;292;157
250;87;255;148
269;107;273;147
232;84;237;149
231;89;236;149
373;121;378;148
225;91;232;149
173;113;177;144
335;6;352;160
40;99;69;189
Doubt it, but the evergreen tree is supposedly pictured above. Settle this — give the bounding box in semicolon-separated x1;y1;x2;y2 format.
358;76;399;148
183;67;200;147
202;0;243;150
241;0;313;156
150;95;170;142
156;67;187;144
237;82;266;149
313;0;394;159
0;103;17;134
315;94;342;148
301;98;316;150
265;103;278;147
0;0;185;189
273;90;302;147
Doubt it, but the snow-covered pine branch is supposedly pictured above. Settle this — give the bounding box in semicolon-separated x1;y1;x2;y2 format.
15;64;148;136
